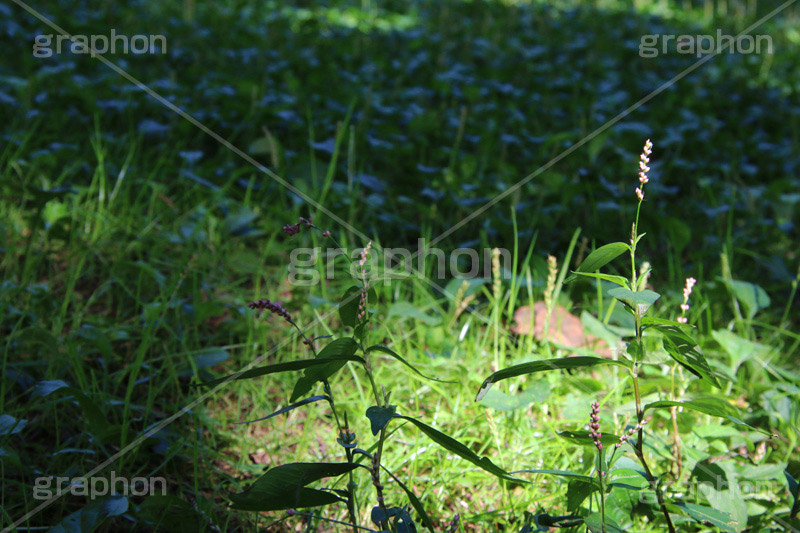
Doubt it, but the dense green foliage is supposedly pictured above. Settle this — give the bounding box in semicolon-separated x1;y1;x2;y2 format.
1;0;799;531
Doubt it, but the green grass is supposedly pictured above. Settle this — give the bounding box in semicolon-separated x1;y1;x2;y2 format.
1;0;799;531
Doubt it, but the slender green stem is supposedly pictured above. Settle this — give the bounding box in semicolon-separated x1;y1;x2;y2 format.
598;449;606;533
286;510;377;532
373;428;395;532
630;346;677;533
290;320;358;531
780;265;800;327
630;201;642;287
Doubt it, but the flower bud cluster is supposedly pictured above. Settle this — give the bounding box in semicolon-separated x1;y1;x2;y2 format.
282;216;331;238
635;139;652;201
248;298;291;322
615;419;647;449
589;402;603;452
677;277;697;323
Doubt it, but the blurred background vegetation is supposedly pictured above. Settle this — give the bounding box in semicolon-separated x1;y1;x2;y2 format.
1;0;798;531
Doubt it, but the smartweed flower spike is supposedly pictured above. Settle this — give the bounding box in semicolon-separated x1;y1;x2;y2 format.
677;277;697;323
282;223;300;236
248;298;292;323
635;139;653;201
447;514;461;533
282;216;331;238
615;419;647;449
589;402;603;452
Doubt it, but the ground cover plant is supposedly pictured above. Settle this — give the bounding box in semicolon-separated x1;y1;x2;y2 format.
1;0;799;531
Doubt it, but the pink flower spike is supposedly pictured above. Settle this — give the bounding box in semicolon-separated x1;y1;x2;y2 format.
282;223;300;236
635;140;653;197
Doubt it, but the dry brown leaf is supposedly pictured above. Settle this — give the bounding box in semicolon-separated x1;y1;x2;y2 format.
511;302;611;357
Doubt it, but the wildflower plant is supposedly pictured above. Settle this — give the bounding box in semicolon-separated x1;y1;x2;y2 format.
195;217;522;532
475;140;775;532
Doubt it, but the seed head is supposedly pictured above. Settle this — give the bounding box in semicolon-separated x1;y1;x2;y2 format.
615;419;647;449
677;277;697;323
635;139;653;201
588;402;603;452
248;298;292;323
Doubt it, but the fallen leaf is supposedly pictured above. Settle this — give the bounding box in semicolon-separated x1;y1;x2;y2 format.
511;302;611;356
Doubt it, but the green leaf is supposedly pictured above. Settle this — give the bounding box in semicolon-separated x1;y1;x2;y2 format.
607;468;649;490
31;382;110;437
677;502;737;533
571;271;629;288
641;316;687;328
371;506;405;526
32;379;70;397
607;288;661;315
50;495;128;533
237;395;331;425
0;446;21;466
176;348;230;378
723;278;771;319
387;302;442;326
644;398;770;435
366;405;397;436
476;357;628;401
193;354;365;388
393;415;520;482
512;468;597;485
137;495;206;532
0;415;27;436
556;430;622;448
379;465;435;530
291;338;360;401
478;385;546;412
581;311;621;352
785;471;800;518
338;286;362;327
712;329;772;370
567;242;630;284
229;462;358;511
566;479;597;511
366;345;455;383
583;511;624;533
648;325;722;388
665;217;691;255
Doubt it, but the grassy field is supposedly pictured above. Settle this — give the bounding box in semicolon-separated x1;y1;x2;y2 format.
1;0;799;531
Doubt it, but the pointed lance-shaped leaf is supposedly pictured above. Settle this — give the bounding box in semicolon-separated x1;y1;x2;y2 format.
394;415;521;482
476;357;628;401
